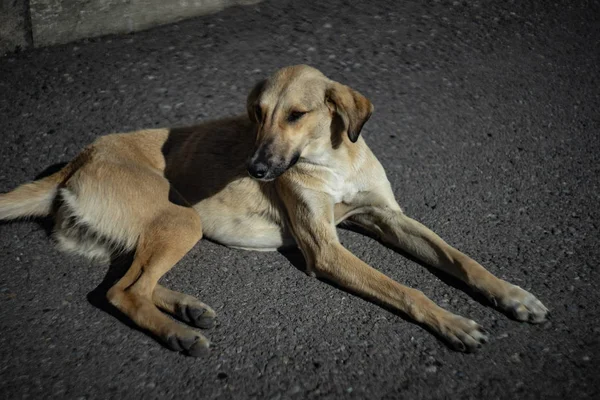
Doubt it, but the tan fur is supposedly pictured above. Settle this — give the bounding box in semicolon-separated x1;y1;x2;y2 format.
0;65;548;355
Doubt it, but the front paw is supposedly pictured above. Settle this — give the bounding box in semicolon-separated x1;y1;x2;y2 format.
436;314;489;352
498;284;549;323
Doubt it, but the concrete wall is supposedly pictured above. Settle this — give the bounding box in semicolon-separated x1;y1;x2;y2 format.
0;0;261;56
0;0;31;55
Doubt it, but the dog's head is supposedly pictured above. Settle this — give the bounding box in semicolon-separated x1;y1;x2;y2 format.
246;65;373;181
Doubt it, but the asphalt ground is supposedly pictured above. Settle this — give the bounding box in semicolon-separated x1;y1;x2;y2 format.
1;0;599;398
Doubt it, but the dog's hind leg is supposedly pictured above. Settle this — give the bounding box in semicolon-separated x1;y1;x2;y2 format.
152;284;216;329
106;205;209;356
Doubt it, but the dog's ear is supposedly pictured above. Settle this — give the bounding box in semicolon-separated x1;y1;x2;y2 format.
247;79;267;124
325;82;374;143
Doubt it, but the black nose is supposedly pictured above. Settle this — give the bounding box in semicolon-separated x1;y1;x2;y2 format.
247;161;269;179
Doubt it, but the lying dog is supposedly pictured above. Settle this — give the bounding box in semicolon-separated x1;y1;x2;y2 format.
0;65;548;356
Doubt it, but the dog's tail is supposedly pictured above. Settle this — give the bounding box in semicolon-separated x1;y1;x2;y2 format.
0;169;68;221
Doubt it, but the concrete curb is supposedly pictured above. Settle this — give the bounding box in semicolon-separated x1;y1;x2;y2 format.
0;0;32;55
0;0;262;56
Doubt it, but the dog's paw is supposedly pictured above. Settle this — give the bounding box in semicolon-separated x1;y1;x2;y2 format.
175;302;216;329
165;330;211;357
437;314;488;353
499;285;549;324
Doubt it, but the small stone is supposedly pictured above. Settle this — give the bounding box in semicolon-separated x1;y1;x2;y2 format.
510;353;521;363
323;23;332;28
582;356;590;361
515;381;524;389
289;385;301;394
425;365;438;373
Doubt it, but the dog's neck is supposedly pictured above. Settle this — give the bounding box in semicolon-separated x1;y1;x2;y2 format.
300;133;367;172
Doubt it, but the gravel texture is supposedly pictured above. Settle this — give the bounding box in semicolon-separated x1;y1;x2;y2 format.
1;0;599;398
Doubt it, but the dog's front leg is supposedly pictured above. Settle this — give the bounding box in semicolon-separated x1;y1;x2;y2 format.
277;181;488;352
348;206;549;324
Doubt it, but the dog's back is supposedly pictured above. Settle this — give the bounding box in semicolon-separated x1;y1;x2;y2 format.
0;117;271;261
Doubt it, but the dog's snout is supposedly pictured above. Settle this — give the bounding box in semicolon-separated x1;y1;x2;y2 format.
247;161;269;179
247;141;297;181
247;144;274;180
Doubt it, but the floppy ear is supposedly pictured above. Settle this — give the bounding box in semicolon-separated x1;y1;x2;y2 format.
325;82;374;143
246;79;267;124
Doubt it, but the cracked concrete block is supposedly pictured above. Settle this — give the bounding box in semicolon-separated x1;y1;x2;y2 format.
29;0;262;47
0;0;31;55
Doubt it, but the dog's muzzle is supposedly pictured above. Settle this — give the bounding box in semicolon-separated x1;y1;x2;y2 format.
247;144;276;180
247;146;300;181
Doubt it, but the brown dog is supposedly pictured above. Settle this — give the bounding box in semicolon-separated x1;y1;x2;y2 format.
0;65;548;356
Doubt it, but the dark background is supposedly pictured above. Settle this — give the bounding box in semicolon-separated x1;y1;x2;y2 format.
1;0;599;398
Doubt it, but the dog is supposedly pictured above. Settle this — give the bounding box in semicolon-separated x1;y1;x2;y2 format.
0;65;548;356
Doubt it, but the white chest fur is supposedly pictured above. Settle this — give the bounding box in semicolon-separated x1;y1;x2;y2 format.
325;170;362;204
303;143;376;206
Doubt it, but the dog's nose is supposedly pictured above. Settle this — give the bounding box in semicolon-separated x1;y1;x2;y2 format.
247;162;269;179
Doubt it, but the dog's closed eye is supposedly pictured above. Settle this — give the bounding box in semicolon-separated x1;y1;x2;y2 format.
287;110;307;123
254;105;263;122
